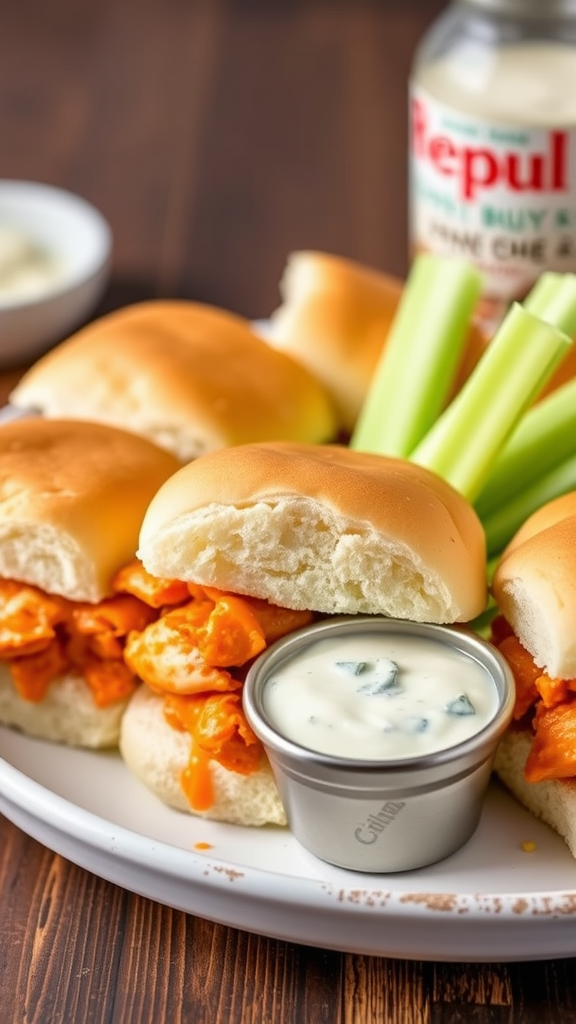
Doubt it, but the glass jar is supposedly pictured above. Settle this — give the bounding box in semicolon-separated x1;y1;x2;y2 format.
409;0;576;329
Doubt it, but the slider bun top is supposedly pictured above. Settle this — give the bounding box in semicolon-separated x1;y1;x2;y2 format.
138;441;487;623
10;300;338;462
493;492;576;679
0;418;180;602
500;491;576;557
267;250;488;434
268;251;403;434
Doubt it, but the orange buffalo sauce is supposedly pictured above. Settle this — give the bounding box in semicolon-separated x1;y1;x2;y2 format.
0;557;313;810
9;639;69;702
164;691;265;810
491;614;576;782
111;561;190;608
0;576;160;707
123;570;314;811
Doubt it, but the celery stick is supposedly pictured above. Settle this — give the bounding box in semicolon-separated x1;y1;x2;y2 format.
473;272;576;517
483;452;576;558
524;271;576;336
409;304;572;503
350;253;481;457
475;376;576;519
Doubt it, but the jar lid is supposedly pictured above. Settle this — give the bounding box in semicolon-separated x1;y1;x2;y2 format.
460;0;576;16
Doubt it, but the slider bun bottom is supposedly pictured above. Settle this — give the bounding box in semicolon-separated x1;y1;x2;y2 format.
120;685;287;827
494;728;576;859
0;664;127;748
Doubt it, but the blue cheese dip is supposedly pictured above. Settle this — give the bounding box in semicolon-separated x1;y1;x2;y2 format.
262;632;499;760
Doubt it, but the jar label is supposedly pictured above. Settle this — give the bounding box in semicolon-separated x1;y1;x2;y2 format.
409;84;576;327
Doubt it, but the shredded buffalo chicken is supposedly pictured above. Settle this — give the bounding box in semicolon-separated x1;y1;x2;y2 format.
0;558;313;810
0;576;159;708
490;614;576;782
120;563;314;809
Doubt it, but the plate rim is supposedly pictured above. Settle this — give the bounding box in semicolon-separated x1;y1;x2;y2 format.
2;744;576;963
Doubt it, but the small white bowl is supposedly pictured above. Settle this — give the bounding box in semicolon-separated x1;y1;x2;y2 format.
0;180;112;366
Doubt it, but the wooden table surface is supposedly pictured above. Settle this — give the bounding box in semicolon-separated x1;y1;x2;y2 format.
1;1;576;1020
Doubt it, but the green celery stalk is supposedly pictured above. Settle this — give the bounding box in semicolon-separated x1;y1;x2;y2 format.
409;304;572;503
474;271;576;518
524;271;576;336
483;452;576;558
350;253;481;457
474;376;576;519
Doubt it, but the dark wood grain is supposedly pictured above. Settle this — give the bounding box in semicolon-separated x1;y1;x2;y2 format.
0;0;446;319
1;0;576;1020
2;819;576;1023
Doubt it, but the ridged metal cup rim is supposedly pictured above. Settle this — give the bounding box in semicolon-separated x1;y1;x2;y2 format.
243;616;516;778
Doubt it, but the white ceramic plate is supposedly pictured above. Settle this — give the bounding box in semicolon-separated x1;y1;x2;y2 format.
0;725;575;962
0;180;112;365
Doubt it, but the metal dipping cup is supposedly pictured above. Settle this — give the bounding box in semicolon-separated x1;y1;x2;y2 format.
243;616;515;873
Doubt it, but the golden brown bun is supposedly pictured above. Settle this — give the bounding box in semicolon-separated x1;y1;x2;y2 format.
0;418;180;602
138;441;487;623
10;300;337;461
500;491;576;558
267;251;488;433
120;685;287;826
492;494;576;679
495;726;576;859
268;252;403;433
0;665;127;748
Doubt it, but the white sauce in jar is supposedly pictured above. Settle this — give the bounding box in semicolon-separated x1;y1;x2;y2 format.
410;42;576;328
263;633;499;760
0;224;64;306
415;43;576;126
